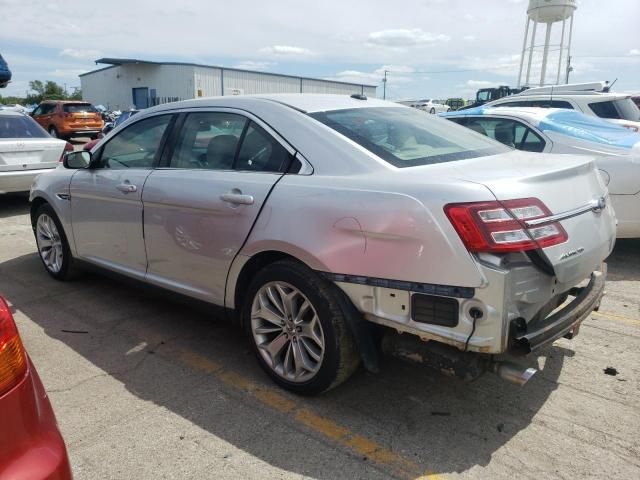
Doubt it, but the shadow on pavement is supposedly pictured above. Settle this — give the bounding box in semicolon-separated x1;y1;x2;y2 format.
606;238;640;282
0;193;30;219
0;251;578;478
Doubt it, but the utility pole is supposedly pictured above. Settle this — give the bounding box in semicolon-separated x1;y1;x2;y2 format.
565;55;573;83
382;70;389;99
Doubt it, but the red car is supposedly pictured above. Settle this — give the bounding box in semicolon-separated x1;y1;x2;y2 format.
0;296;72;479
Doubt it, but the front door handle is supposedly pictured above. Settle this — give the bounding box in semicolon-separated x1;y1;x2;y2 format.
116;183;137;193
220;192;254;205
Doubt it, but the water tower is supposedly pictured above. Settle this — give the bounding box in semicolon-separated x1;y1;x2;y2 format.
517;0;577;87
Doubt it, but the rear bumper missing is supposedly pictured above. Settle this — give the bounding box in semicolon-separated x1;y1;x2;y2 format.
510;264;607;355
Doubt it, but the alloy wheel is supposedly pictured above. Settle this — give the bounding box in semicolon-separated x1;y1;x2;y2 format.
36;214;63;273
251;281;325;383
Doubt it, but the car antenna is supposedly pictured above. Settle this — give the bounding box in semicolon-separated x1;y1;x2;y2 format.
549;84;553;107
604;78;617;92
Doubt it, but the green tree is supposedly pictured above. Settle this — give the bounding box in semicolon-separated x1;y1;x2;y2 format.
68;88;82;100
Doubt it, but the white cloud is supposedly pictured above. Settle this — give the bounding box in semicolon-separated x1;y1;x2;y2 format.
367;29;450;48
231;61;275;71
327;64;416;85
260;45;314;56
463;35;476;41
59;48;100;59
462;80;500;88
629;49;640;56
48;68;88;77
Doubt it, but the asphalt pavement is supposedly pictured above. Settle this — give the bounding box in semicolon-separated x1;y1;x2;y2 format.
1;191;638;480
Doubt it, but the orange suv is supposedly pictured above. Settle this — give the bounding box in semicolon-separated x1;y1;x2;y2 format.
32;100;104;140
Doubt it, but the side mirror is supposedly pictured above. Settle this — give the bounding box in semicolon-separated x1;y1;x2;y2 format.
63;151;91;169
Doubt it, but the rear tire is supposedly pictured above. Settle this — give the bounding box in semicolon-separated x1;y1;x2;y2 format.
244;260;360;395
430;107;436;114
34;204;79;280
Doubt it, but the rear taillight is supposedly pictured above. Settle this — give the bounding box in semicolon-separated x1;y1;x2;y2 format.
59;142;74;163
0;297;28;396
444;197;568;253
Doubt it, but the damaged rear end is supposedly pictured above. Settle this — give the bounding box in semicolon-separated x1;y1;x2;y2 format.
379;152;615;385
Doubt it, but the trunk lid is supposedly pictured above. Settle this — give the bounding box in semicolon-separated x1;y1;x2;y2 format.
0;139;66;172
415;150;616;284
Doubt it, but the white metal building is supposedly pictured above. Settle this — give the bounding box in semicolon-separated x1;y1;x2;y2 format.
80;58;377;110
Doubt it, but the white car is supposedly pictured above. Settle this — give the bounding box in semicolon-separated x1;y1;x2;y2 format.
443;106;640;238
484;84;640;132
0;110;70;194
397;99;450;114
30;95;614;393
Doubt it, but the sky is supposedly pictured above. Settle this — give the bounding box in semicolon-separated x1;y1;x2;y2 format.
1;0;638;101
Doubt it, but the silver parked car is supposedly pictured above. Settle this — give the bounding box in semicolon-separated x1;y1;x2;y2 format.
0;110;70;194
30;95;616;394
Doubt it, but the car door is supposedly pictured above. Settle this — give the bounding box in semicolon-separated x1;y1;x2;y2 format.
69;113;175;278
142;109;296;304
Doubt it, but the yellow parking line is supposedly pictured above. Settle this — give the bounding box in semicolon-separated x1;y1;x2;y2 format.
166;345;443;479
591;311;640;326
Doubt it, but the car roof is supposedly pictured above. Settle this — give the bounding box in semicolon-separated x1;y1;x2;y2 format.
140;94;400;114
40;100;92;104
494;91;630;102
0;109;27;117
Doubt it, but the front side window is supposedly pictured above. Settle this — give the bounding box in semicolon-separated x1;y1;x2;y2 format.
311;107;507;168
95;114;172;169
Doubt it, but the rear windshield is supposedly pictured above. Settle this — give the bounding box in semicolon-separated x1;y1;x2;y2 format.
588;99;640;121
310;107;508;168
0;114;49;138
63;103;98;113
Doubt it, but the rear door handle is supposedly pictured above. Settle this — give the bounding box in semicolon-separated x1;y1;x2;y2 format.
116;183;137;193
220;193;254;205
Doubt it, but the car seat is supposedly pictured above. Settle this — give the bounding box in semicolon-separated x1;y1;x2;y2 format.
206;135;238;169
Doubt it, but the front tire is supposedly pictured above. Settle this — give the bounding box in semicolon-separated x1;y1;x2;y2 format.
429;107;436;114
244;260;360;395
48;126;59;138
34;204;78;280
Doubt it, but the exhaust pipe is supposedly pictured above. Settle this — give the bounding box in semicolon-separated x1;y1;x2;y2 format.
381;331;537;386
489;361;537;386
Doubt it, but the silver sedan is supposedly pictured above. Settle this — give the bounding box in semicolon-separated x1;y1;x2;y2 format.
30;94;615;394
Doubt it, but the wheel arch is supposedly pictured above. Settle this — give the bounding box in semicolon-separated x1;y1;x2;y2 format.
30;196;48;228
230;250;303;319
229;248;380;373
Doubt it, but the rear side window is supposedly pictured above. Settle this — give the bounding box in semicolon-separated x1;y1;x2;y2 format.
495;100;530;107
170;112;247;170
0;115;49;138
589;99;640;121
464;117;546;153
311;107;507;168
169;111;293;173
63;103;97;113
235;122;293;172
